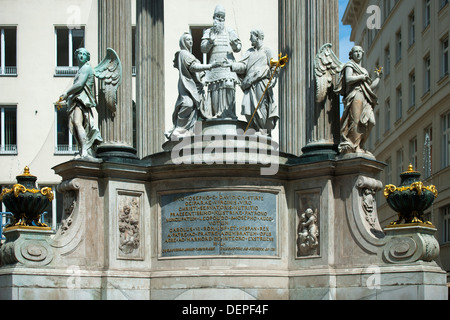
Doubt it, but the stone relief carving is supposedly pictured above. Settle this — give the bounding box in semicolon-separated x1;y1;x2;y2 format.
56;179;81;236
356;176;384;238
118;196;141;257
297;208;320;257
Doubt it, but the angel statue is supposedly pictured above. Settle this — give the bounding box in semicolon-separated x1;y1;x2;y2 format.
315;44;382;156
58;48;122;159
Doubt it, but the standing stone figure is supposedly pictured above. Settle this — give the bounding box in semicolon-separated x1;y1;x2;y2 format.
201;5;242;119
231;30;279;136
59;48;103;158
315;44;382;157
335;46;382;155
166;32;222;140
59;48;122;159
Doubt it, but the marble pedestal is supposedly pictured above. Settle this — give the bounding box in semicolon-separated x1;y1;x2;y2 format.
0;149;447;300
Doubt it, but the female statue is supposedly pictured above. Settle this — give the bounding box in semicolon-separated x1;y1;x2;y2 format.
165;32;221;140
335;46;382;155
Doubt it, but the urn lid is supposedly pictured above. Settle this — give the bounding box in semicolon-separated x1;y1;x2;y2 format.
400;164;421;186
17;166;36;178
16;166;37;188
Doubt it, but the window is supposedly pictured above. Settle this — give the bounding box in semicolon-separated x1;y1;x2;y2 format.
385;157;392;184
408;11;415;47
441;36;449;78
424;55;431;94
424;126;433;178
385;46;391;76
385;98;391;132
409;137;418;170
443;206;450;244
396;30;402;62
0;106;17;155
132;26;136;76
55;106;77;155
55;27;85;76
424;0;431;29
190;26;212;64
409;71;416;108
443;112;450;168
396;148;404;184
0;27;17;76
440;0;449;10
396;86;402;121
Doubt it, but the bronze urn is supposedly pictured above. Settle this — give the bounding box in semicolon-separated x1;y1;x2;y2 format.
384;165;438;226
0;167;53;229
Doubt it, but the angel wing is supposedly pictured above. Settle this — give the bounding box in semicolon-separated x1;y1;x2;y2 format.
314;43;343;104
94;48;122;114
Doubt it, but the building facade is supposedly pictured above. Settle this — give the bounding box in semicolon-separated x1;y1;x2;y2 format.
0;0;278;230
343;0;450;274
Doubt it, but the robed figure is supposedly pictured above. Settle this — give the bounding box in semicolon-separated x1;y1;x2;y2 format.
314;44;382;156
200;5;242;119
166;32;222;140
232;30;279;136
335;46;381;155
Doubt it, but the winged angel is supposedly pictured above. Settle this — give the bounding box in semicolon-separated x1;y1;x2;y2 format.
59;48;122;159
315;44;382;156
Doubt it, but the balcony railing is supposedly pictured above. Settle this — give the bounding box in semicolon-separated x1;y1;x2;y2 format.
55;145;78;155
0;145;17;155
55;66;79;76
0;66;17;76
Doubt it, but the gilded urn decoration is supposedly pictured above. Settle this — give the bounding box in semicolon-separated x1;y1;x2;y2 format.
384;165;438;226
0;167;54;229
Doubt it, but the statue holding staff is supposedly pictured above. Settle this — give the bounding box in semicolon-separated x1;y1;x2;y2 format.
231;30;281;136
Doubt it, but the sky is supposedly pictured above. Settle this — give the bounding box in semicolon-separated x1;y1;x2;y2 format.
339;0;355;61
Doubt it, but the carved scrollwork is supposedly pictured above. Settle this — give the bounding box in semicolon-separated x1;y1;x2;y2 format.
56;180;81;236
383;227;440;264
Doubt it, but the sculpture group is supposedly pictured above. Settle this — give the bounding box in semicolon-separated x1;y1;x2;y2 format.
57;4;382;161
166;5;282;140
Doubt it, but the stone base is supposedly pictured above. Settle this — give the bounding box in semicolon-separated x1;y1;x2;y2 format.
0;264;446;300
96;143;138;160
299;142;339;163
0;227;54;267
0;153;447;300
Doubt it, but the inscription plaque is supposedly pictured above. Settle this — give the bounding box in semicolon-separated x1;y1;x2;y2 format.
160;191;277;257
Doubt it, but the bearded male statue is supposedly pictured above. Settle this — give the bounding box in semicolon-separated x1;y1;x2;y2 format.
201;5;242;119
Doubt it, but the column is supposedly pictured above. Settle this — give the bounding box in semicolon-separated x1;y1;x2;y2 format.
278;0;339;157
97;0;137;159
136;0;165;158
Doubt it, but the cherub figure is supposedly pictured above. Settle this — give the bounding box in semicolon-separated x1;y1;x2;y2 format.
297;208;319;257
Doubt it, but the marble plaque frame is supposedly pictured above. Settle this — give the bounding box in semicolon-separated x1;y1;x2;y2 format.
157;188;281;260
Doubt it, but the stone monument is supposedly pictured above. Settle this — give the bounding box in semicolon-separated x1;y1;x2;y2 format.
0;1;447;301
